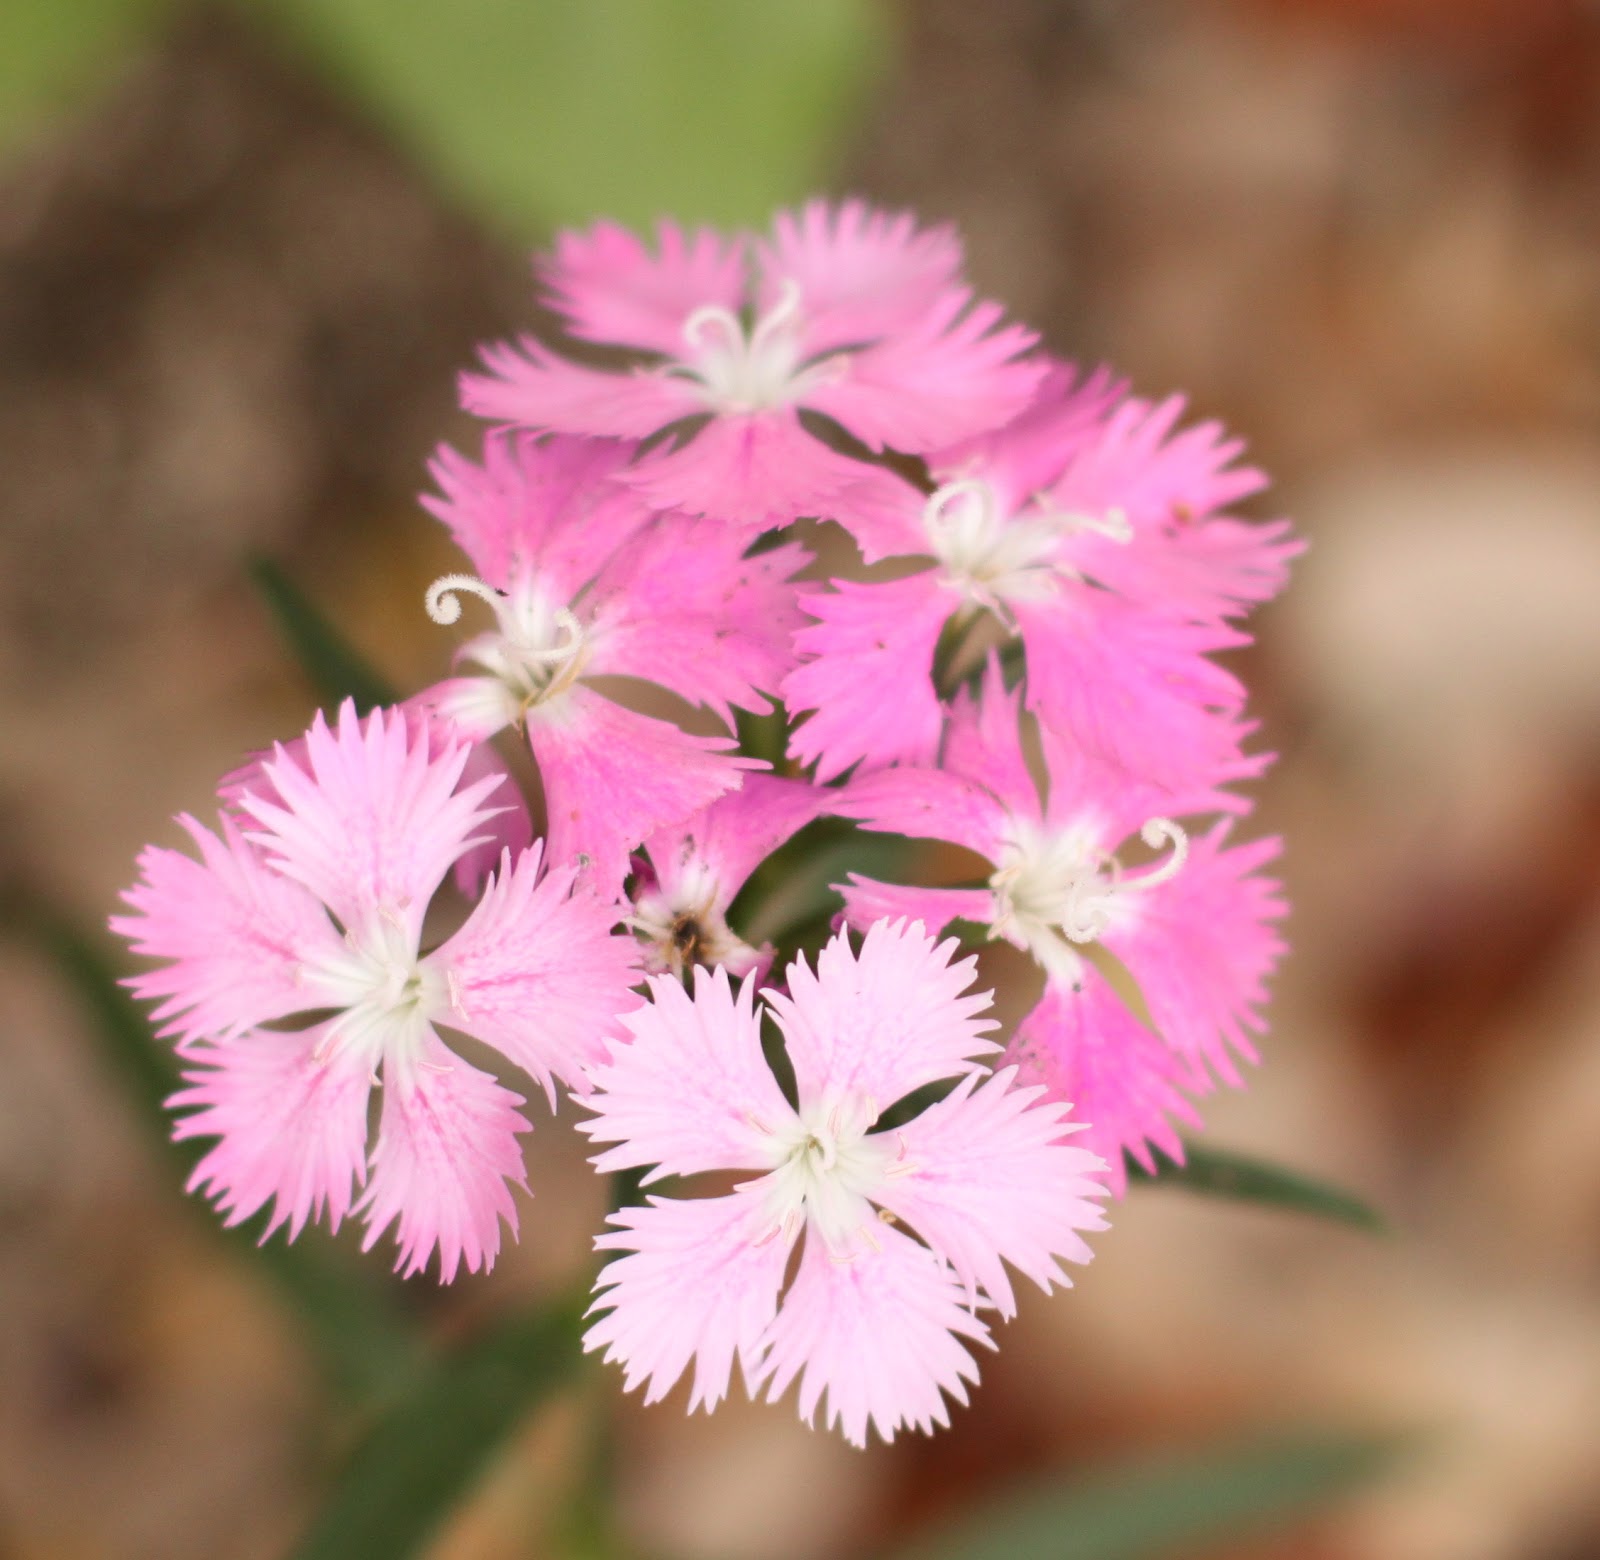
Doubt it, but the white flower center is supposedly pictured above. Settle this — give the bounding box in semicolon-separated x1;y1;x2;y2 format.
302;911;445;1067
426;573;589;722
988;815;1188;986
676;279;830;415
923;478;1133;626
630;857;762;978
757;1094;898;1256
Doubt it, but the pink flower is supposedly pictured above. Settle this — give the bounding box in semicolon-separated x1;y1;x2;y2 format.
459;201;1046;529
629;774;826;979
416;432;805;893
836;663;1287;1189
783;368;1292;786
112;702;641;1279
579;921;1106;1446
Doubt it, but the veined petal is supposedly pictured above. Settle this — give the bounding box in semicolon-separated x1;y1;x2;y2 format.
527;685;752;897
1006;971;1203;1195
359;1028;530;1282
1098;825;1287;1087
448;740;534;897
836;764;1009;860
581;966;796;1182
803;291;1045;453
586;519;806;724
942;657;1040;817
837;877;995;937
429;845;641;1102
767;921;997;1111
461;339;704;438
758;199;964;359
784;573;952;782
870;1067;1106;1316
757;1223;990;1448
112;812;341;1049
170;1021;372;1240
820;462;929;565
539;219;745;354
586;1188;792;1412
239;703;501;946
617;408;867;529
422;433;653;600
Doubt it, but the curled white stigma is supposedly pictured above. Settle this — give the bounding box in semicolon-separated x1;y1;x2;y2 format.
425;573;501;625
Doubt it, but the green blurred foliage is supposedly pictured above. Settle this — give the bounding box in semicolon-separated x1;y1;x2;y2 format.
1130;1142;1388;1233
252;0;889;233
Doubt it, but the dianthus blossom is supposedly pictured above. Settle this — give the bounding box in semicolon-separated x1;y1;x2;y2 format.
579;921;1107;1446
113;702;641;1278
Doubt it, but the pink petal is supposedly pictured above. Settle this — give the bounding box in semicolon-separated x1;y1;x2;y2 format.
587;518;807;724
784;573;952;782
171;1022;372;1240
803;291;1046;453
617;408;867;529
767;921;997;1112
758;1223;990;1447
757;199;964;359
835;764;1009;860
941;657;1041;820
461;339;704;439
838;877;995;937
1099;825;1287;1087
643;773;827;911
112;813;341;1049
538;219;745;355
421;434;653;600
586;1188;792;1412
820;462;929;565
1015;593;1255;801
359;1028;530;1282
528;685;752;897
429;845;640;1102
449;739;534;897
870;1066;1106;1316
238;703;501;947
1006;971;1203;1196
580;965;797;1182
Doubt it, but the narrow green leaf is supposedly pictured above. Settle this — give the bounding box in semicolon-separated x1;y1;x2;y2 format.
290;1295;587;1560
248;555;396;713
1129;1142;1388;1234
15;902;423;1403
247;0;890;235
893;1429;1408;1560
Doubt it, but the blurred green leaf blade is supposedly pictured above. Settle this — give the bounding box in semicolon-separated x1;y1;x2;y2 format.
17;902;423;1402
1129;1142;1387;1234
249;555;397;713
290;1296;586;1560
893;1429;1407;1560
251;0;890;233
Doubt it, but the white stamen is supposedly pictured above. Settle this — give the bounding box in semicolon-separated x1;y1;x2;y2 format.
425;573;502;625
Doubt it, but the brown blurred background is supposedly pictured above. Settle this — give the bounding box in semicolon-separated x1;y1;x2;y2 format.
4;1;1600;1556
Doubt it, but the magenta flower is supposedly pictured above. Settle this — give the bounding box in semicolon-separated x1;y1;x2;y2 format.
783;369;1293;784
112;703;641;1279
836;664;1286;1190
629;773;825;979
416;432;805;892
459;201;1046;529
578;921;1106;1446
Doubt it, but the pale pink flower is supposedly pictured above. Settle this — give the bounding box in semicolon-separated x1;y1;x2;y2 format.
579;921;1106;1447
460;201;1046;529
112;702;641;1279
416;432;805;892
836;664;1286;1188
629;774;825;979
783;368;1292;786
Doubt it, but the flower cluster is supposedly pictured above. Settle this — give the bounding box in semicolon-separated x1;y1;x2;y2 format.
113;200;1294;1444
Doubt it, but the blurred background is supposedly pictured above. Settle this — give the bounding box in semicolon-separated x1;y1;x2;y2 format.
4;1;1600;1556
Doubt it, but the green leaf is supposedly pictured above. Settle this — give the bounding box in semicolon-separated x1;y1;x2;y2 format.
289;1295;587;1560
0;0;172;158
246;0;890;234
1129;1143;1388;1234
14;901;423;1403
892;1429;1408;1560
248;555;397;713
